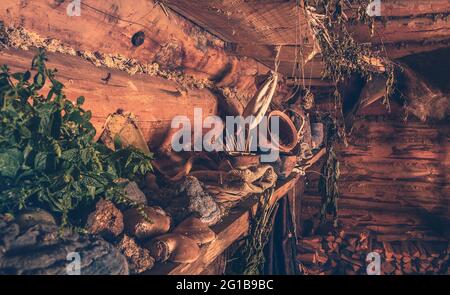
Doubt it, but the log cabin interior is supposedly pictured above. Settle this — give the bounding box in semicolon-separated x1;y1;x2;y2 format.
0;0;448;276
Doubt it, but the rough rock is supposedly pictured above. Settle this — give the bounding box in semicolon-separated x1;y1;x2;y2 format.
114;179;148;205
167;176;221;225
118;235;154;274
124;181;148;205
86;199;124;238
0;221;128;275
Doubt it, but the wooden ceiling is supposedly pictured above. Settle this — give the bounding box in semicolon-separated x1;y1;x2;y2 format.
163;0;320;82
162;0;450;85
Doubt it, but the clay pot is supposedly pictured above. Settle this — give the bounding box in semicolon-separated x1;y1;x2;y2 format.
145;233;200;263
123;206;171;239
267;110;299;153
173;217;216;245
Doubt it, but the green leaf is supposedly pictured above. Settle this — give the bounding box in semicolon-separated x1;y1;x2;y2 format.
33;152;47;171
113;134;122;150
10;71;31;83
61;149;78;160
76;96;85;106
23;71;31;82
19;125;32;138
87;185;96;198
51;111;62;138
80;148;90;165
0;149;23;178
34;73;46;90
0;51;153;227
68;111;83;124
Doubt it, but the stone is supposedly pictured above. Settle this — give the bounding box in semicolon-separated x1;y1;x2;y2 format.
118;235;154;274
124;181;147;205
168;176;221;225
86;199;124;238
0;222;128;275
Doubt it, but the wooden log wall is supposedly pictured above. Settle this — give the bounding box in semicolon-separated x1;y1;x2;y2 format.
0;0;275;149
0;0;268;98
0;49;218;148
302;101;449;242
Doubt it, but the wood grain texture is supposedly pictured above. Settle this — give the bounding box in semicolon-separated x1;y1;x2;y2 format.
0;0;268;97
303;100;449;242
162;0;450;78
0;48;218;148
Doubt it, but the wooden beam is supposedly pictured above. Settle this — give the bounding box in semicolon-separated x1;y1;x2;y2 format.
381;39;450;59
350;15;450;45
0;48;218;148
233;45;315;62
162;0;313;46
0;0;267;97
376;0;450;17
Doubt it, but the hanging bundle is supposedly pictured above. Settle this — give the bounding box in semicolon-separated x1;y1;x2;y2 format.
233;189;279;275
318;116;340;227
318;146;340;227
241;46;281;131
242;70;279;130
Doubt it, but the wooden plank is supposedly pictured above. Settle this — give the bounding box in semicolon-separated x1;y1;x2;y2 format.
147;177;296;275
303;101;449;242
371;0;450;17
350;15;450;45
147;148;325;275
163;0;313;45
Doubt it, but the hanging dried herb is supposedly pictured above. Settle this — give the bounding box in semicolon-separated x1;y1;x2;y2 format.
232;189;278;275
318;116;340;227
0;49;153;227
304;0;396;143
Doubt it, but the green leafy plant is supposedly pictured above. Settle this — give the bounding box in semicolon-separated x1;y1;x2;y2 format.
0;49;153;227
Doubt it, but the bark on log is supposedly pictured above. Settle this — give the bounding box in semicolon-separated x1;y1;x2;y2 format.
0;0;267;97
0;48;218;147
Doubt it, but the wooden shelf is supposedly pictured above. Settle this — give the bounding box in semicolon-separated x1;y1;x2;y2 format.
146;149;325;275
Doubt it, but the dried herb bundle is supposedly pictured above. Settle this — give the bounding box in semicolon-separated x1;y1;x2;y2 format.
0;50;153;227
237;189;278;275
318;116;340;227
304;0;396;142
305;0;395;97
